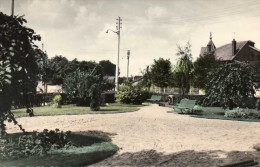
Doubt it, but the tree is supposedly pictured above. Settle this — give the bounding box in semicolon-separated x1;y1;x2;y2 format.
150;58;173;90
192;52;219;89
47;55;69;85
174;42;193;95
0;12;41;135
99;60;116;76
203;61;260;109
64;65;103;111
140;66;153;90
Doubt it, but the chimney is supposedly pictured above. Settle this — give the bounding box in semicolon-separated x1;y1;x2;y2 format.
232;39;236;56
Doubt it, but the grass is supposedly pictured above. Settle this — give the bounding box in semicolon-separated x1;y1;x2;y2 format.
0;133;118;167
12;103;142;118
189;107;260;122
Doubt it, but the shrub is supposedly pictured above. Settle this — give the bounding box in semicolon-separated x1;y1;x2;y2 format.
116;81;149;104
0;129;72;160
180;105;203;115
52;95;62;108
224;107;260;119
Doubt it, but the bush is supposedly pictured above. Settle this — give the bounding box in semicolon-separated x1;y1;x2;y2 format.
0;129;72;160
224;107;260;119
52;95;62;108
178;105;203;115
116;81;149;104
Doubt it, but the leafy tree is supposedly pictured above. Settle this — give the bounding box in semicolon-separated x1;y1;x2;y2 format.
203;61;260;109
174;42;193;95
64;66;103;111
140;66;152;90
150;58;173;89
0;12;41;135
99;60;116;76
192;52;219;89
47;55;69;85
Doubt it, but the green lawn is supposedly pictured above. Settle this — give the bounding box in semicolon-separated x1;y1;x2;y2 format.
1;133;118;167
12;103;142;118
190;107;260;122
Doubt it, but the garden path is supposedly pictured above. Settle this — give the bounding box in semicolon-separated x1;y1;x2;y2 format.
6;104;260;155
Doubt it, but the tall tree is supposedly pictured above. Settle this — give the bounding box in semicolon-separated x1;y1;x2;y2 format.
47;55;69;85
174;42;193;95
99;60;116;76
0;12;41;135
150;58;173;90
192;52;219;89
204;61;260;109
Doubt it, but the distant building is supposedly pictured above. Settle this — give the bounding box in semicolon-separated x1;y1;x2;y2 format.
37;82;63;94
200;33;260;65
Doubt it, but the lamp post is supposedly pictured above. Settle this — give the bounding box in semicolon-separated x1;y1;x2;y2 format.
106;17;122;91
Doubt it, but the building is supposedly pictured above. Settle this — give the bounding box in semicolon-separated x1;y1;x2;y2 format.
200;33;260;65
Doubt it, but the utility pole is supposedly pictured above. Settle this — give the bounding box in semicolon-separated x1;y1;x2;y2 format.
42;43;47;106
115;16;122;91
11;0;14;17
127;50;130;80
106;17;122;91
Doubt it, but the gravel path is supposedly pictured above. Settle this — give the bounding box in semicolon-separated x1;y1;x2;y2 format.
7;104;260;155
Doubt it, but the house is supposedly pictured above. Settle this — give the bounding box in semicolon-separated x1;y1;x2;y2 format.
200;33;260;65
36;81;63;94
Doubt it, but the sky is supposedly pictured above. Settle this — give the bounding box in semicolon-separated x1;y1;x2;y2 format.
0;0;260;76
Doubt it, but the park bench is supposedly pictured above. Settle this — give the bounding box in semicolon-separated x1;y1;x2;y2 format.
173;98;196;114
147;95;162;103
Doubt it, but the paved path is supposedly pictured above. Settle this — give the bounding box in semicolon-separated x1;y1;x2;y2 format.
7;104;260;154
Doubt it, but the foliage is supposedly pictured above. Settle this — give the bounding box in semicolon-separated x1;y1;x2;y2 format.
203;61;260;109
140;66;152;90
64;68;103;111
150;58;173;89
224;107;260;119
99;60;116;76
116;81;149;104
174;42;193;95
180;105;203;115
0;129;72;160
46;55;69;85
52;95;62;108
0;12;42;136
192;53;219;89
1;134;118;167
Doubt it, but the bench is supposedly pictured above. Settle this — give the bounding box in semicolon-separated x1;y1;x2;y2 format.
173;98;196;114
147;95;162;103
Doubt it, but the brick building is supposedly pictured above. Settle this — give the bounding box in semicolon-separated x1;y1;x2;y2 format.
200;33;260;65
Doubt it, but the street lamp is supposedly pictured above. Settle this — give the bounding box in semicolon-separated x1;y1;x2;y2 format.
106;28;120;91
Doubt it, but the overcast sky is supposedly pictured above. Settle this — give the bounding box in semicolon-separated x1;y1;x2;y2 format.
1;0;260;76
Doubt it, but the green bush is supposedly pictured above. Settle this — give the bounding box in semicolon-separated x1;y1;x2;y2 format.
0;129;72;160
224;107;260;119
116;81;149;105
178;105;203;115
52;95;62;108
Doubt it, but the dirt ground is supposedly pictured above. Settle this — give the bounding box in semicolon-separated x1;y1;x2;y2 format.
6;104;260;166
